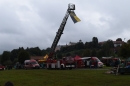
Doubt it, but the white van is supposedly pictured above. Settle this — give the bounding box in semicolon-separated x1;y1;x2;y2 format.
81;57;104;68
24;59;40;69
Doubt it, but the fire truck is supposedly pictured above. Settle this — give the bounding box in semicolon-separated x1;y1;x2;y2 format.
46;3;80;69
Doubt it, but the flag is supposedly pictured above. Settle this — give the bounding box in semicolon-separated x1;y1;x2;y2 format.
70;11;81;23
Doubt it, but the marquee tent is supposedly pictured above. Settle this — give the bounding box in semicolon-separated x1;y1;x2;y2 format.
74;55;81;61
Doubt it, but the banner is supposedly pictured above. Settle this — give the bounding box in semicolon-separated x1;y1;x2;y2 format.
70;11;81;23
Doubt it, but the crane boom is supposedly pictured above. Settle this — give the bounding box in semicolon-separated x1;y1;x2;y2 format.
48;3;80;60
46;4;80;69
48;9;70;58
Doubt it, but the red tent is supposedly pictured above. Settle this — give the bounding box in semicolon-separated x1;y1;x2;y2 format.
74;55;84;68
74;55;81;61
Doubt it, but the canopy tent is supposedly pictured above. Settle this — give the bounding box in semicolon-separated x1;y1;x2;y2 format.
74;55;81;61
74;55;84;68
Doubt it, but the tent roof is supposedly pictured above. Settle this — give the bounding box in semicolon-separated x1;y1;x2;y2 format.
74;55;81;60
81;57;91;60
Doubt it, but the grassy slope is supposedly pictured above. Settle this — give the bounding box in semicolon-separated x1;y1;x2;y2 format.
0;69;130;86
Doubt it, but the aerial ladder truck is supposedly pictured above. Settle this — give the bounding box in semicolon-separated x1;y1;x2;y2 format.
47;3;80;69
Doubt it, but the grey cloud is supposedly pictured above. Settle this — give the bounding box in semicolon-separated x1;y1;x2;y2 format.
0;0;130;54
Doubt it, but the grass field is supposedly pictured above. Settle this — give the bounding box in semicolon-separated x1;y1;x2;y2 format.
0;68;130;86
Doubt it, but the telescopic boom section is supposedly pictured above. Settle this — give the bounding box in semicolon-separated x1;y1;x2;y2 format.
48;4;76;59
49;10;69;58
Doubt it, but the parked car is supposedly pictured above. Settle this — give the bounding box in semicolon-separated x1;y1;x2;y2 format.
0;64;5;70
24;59;40;69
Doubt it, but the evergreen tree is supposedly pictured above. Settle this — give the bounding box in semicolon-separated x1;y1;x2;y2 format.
1;51;11;65
18;50;30;64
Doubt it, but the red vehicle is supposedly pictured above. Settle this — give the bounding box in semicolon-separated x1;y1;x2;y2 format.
24;59;40;69
46;4;80;69
60;56;75;69
0;64;5;70
46;56;75;69
81;57;104;68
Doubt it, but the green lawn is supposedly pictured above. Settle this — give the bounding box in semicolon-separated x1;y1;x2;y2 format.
0;68;130;86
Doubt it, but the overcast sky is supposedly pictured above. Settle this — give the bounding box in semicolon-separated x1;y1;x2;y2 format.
0;0;130;54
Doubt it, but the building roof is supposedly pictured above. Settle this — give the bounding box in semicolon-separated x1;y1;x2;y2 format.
99;41;124;44
113;41;124;44
30;56;44;60
69;42;77;45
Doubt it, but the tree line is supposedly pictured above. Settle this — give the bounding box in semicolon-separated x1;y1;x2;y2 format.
0;47;47;65
0;37;129;66
56;37;130;59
